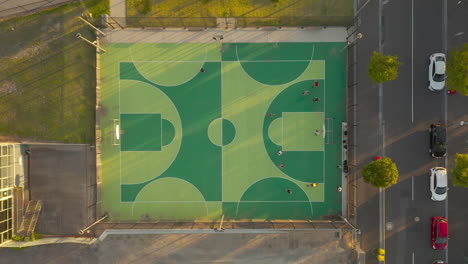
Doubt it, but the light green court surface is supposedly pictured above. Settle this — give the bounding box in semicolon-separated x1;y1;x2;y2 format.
282;112;325;151
100;42;346;221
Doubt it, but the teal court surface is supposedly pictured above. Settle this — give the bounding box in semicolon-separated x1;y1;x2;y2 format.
99;41;346;221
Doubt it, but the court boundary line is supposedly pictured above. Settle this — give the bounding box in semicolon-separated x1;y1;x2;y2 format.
110;43;336;217
121;60;324;63
323;78;326;184
125;201;322;203
221;59;224;202
119;62;122;203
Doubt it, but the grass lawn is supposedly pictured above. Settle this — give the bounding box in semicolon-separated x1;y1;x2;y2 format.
127;0;353;19
0;1;108;143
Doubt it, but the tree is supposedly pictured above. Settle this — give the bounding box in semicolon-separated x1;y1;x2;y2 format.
447;44;468;95
361;157;399;188
368;51;401;84
452;153;468;187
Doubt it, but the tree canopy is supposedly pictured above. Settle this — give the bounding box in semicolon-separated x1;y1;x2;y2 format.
362;157;399;188
453;153;468;187
368;51;401;84
447;44;468;95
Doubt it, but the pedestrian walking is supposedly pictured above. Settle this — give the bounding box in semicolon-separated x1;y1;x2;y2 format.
277;150;283;156
268;113;276;118
313;97;320;103
314;130;321;136
200;68;206;73
279;164;285;169
302;90;310;96
286;189;292;194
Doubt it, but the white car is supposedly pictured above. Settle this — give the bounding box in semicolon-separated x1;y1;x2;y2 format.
428;53;446;91
430;167;447;201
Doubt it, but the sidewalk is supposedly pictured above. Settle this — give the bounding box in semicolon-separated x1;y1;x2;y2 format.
109;0;125;18
0;237;96;248
0;0;75;19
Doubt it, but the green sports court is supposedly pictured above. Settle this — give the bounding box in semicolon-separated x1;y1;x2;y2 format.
99;40;346;221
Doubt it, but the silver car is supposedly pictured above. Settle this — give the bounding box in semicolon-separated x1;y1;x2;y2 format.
430;167;447;201
428;53;446;91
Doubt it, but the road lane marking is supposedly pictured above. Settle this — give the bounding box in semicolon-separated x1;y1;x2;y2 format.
411;176;414;200
412;252;414;264
411;0;414;123
443;0;448;263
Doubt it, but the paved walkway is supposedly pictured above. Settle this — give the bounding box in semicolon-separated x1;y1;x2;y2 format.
109;0;125;18
0;237;96;248
104;27;347;43
0;0;74;19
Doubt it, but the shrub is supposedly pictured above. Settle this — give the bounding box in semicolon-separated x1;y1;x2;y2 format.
362;157;399;188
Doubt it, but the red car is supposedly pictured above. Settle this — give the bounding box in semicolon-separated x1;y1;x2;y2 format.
431;216;448;250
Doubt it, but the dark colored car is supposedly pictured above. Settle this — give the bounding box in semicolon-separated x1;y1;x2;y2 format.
431;216;448;250
429;124;446;158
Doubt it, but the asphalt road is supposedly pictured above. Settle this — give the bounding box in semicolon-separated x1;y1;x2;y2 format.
355;0;468;263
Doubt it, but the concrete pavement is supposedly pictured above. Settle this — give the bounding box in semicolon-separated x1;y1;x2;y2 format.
0;237;96;248
0;230;356;263
0;0;74;19
103;27;348;43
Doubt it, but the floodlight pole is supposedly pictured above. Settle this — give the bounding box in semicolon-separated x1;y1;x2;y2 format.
78;16;106;36
76;33;106;53
340;33;363;52
355;0;373;17
79;214;108;235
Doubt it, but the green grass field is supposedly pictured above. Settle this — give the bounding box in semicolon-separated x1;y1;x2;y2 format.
127;0;353;26
0;1;109;143
100;41;346;221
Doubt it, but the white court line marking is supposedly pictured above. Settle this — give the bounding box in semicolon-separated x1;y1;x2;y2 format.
129;48;209;88
221;60;224;202
411;0;414;123
281;112;325;152
130;177;209;217
129;200;317;203
323;78;326;183
118;61;122;203
121;60;322;63
234;44;317;87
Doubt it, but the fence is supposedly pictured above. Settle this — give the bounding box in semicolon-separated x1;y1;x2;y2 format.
98;16;353;29
93;219;352;236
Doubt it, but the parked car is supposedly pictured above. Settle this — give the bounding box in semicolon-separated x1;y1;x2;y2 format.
431;216;448;250
429;124;447;158
430;167;447;201
432;261;447;264
428;53;446;91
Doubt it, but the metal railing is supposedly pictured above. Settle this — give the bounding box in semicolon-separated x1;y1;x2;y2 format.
97;16;353;29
